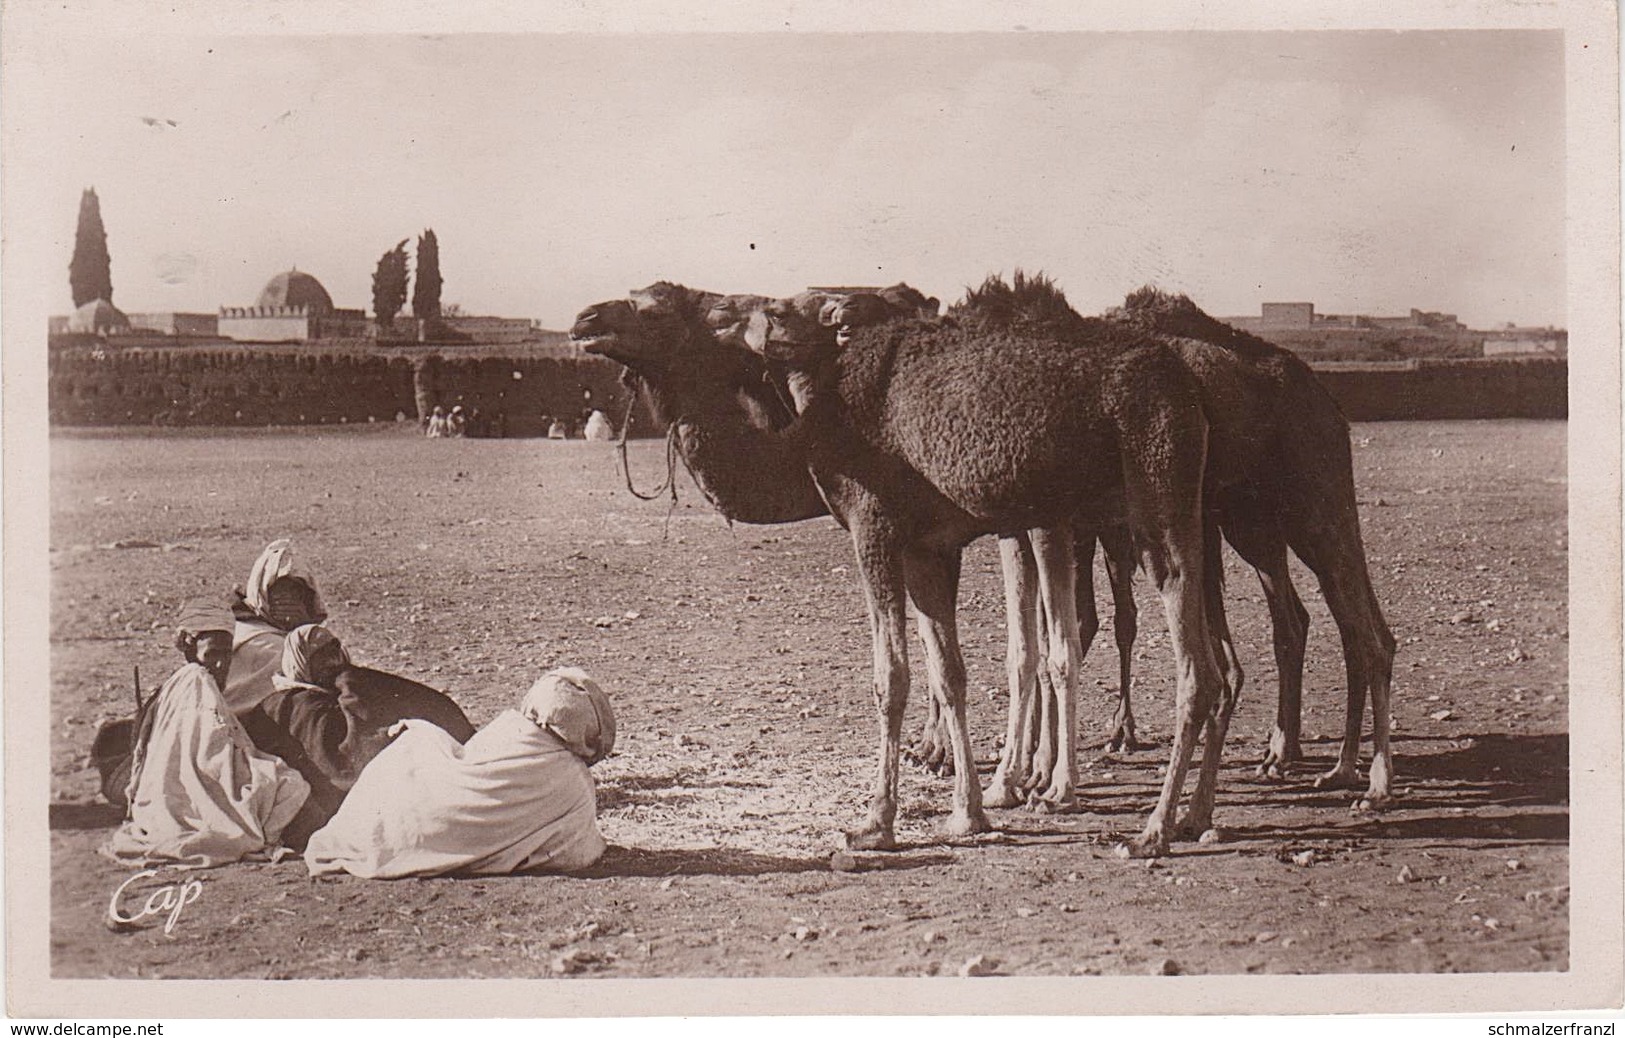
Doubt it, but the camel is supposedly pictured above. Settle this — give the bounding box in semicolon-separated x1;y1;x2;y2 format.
582;283;1134;815
810;276;1395;815
599;282;830;526
580;283;1097;811
731;283;1234;857
577;283;1222;854
753;287;1151;804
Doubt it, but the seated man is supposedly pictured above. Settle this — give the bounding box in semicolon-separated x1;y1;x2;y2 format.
304;667;614;878
222;538;328;716
92;599;242;809
103;601;311;869
240;624;476;845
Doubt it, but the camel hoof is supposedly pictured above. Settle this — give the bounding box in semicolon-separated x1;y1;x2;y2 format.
1114;833;1169;860
1314;765;1361;790
1025;790;1081;815
904;746;954;778
1352;790;1391;814
982;778;1024;810
1255;760;1290;781
844;824;898;852
942;809;992;838
1174;813;1213;841
1020;770;1051;796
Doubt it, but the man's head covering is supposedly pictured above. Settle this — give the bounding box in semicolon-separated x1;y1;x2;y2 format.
175;599;235;637
244;539;327;624
520;667;616;765
272;624;350;693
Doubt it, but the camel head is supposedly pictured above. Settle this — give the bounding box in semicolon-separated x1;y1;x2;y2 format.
569;281;731;372
824;284;939;344
753;291;842;365
704;293;775;352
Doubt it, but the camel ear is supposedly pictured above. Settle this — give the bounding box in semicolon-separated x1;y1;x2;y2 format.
742;309;770;351
924;296;941;317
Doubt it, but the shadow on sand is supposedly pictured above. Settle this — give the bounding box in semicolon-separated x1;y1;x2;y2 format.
553;844;955;880
49;801;124;831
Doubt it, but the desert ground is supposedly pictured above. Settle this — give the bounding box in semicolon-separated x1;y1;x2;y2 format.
46;419;1568;979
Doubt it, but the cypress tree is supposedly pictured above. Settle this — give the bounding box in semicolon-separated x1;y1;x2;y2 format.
69;187;114;307
412;229;443;320
372;239;410;328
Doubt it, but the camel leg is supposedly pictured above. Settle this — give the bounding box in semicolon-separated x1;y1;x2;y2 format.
1283;483;1397;807
905;547;992;838
1273;416;1396;807
846;529;912;851
1215;505;1310;780
1118;408;1226;859
1027;525;1084;813
1179;517;1243;837
1023;631;1059;793
986;534;1041;808
1099;524;1141;752
904;684;952;776
1308;570;1396;807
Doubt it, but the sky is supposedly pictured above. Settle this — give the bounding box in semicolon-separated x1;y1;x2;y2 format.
7;28;1565;330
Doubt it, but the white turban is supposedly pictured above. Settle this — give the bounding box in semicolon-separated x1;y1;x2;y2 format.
520;667;616;765
244;539;328;624
272;624;350;694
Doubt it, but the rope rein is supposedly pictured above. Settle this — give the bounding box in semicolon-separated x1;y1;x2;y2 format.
615;382;676;503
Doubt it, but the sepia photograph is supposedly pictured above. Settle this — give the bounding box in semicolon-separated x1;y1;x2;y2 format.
3;0;1619;1021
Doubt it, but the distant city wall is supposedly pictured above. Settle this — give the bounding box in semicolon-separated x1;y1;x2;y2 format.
1310;357;1566;421
48;347;652;435
46;347;1564;429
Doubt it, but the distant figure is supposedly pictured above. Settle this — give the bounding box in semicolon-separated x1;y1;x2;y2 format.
448;405;467;438
548;418;569;440
426;406;448;438
584;409;614;441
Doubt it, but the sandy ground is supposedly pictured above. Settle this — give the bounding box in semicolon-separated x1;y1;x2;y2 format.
46;420;1568;978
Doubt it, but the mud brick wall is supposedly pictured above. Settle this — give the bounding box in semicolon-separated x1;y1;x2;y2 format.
409;354;648;437
48;347;654;435
48;348;1563;429
1311;357;1567;421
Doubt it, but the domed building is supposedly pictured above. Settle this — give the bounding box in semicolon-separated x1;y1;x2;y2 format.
218;268;367;342
255;268;335;314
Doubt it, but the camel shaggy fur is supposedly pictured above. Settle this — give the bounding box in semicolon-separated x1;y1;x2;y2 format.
937;275;1396;809
750;284;1232;856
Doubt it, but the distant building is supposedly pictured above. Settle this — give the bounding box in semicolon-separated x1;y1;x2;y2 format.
437;314;534;344
1230;301;1469;335
218;269;368;342
1482;325;1567;357
1260;302;1315;329
126;312;219;337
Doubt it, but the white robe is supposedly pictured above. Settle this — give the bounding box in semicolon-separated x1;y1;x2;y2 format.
104;664;311;869
303;712;606;878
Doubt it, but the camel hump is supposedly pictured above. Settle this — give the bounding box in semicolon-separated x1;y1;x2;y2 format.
950;269;1079;331
1114;285;1282;360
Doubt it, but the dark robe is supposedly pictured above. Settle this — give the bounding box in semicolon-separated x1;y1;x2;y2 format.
241;665;476;848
